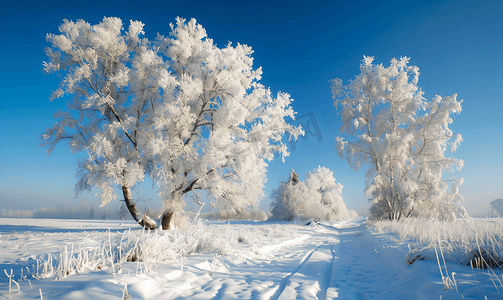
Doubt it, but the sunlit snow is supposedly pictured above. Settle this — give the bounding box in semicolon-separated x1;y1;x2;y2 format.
1;217;502;299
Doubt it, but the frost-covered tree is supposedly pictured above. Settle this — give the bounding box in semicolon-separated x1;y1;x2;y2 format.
490;199;503;217
152;18;302;229
119;202;130;220
270;167;357;221
331;56;466;221
41;17;302;229
41;17;161;229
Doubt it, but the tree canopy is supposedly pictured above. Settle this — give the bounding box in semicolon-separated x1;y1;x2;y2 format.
42;17;302;229
332;56;465;220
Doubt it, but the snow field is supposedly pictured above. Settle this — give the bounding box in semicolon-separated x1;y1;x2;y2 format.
1;217;503;299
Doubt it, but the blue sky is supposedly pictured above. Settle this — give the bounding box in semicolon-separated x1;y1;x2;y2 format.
1;0;501;216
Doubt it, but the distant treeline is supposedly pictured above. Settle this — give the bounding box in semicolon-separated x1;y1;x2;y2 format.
0;202;161;220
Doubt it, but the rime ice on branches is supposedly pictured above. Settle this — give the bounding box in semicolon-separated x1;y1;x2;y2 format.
41;17;303;229
332;56;465;221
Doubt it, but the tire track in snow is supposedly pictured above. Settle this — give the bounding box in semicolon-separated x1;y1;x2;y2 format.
257;234;311;256
263;239;339;300
316;242;337;300
213;282;228;299
267;247;319;300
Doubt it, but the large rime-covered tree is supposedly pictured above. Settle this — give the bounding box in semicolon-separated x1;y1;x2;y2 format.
331;56;465;221
41;17;302;229
42;17;159;229
152;19;304;229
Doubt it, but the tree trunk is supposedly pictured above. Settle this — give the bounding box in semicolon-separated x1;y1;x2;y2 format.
161;210;173;230
289;169;299;185
122;185;157;230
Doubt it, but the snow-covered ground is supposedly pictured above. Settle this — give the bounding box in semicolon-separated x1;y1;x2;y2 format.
1;217;502;299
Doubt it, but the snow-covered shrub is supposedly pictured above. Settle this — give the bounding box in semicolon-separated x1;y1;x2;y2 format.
490;199;503;217
0;209;33;218
202;207;269;221
22;202;157;220
270;167;357;221
332;56;465;221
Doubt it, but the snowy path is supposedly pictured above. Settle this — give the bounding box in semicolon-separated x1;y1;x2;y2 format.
1;217;502;299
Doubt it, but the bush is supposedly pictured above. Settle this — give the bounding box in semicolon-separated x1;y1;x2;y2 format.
270;167;357;221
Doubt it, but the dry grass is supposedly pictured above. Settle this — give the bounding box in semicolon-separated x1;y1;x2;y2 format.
370;217;503;269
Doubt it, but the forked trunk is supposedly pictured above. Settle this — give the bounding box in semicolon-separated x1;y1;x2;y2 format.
122;185;157;230
161;210;173;230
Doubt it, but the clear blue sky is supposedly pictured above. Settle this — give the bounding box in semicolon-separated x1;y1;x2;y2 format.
1;0;501;216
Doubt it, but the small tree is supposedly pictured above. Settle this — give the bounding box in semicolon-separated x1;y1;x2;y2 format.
490;199;503;217
89;204;95;219
119;202;129;220
270;167;356;221
331;56;465;221
42;17;302;229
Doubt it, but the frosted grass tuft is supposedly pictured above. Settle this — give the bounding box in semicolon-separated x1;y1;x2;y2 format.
29;215;292;280
370;217;503;269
